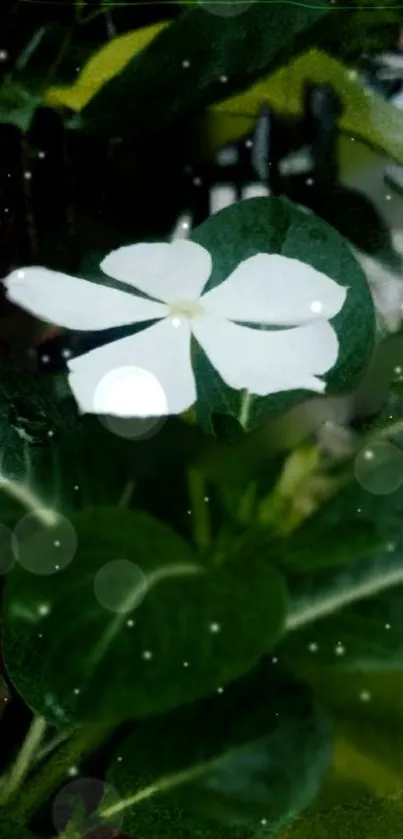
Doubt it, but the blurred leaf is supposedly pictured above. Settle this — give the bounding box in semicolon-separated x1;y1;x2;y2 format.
71;1;328;141
213;49;403;165
0;78;41;132
44;22;169;112
107;664;332;839
280;795;403;839
2;507;287;723
190;196;374;434
281;546;403;668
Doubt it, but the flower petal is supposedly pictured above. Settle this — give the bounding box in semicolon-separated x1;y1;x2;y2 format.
192;316;339;395
4;267;168;331
67;318;196;417
200;254;347;325
100;240;212;303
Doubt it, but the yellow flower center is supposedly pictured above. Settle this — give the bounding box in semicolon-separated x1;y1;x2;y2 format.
169;300;204;324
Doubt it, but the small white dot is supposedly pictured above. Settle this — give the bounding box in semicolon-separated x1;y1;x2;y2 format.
62;348;72;359
209;622;221;633
0;50;8;61
38;151;46;160
41;354;50;364
38;633;43;638
193;176;202;186
127;619;134;627
357;508;362;513
4;208;9;214
310;300;323;314
182;59;191;68
360;690;371;702
335;643;345;656
204;496;210;502
73;688;80;695
217;686;224;694
117;756;123;762
48;430;54;437
142;650;153;660
272;657;278;664
306;177;314;186
308;642;318;652
363;449;374;460
183;661;189;667
24;171;32;181
394;366;402;375
220;74;228;83
261;819;267;826
385;623;391;629
351;137;356;142
386;542;396;553
54;565;60;571
386;194;392;201
74;485;79;491
348;69;358;80
67;766;79;777
187;509;191;515
181;220;190;230
38;604;50;616
54;540;60;548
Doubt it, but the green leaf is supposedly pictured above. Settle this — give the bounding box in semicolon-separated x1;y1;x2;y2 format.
0;78;41;132
281;547;403;669
190;196;375;434
72;0;328;141
2;507;287;724
213;48;403;166
106;664;332;839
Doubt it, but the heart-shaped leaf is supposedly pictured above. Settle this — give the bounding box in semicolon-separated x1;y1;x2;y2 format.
190;196;375;434
2;507;287;724
105;664;332;839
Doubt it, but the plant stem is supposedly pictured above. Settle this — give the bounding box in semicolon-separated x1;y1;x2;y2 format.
187;467;210;549
119;480;136;508
0;716;47;805
0;473;59;527
239;389;252;429
11;723;113;823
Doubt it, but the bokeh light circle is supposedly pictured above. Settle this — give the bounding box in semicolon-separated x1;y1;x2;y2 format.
354;441;403;495
52;777;123;836
12;512;77;575
94;366;167;440
94;560;148;614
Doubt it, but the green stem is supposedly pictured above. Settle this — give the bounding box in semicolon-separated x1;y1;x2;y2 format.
187;468;210;550
239;389;252;430
0;716;47;805
11;723;113;823
118;480;136;508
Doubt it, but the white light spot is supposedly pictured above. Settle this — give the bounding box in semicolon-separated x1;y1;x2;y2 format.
62;348;72;359
0;50;8;61
309;642;318;652
245;139;253;148
38;151;46;160
67;766;79;777
335;643;345;656
193;176;202;186
126;619;135;627
187;509;191;515
217;686;224;693
310;300;323;314
41;355;50;364
306;177;314;186
54;565;60;571
209;622;221;633
261;819;268;826
385;194;392;201
386;542;396;552
117;756;123;762
204;496;210;502
48;430;54;437
363;449;374;460
73;688;80;695
183;661;189;667
74;485;79;491
385;623;391;629
360;690;371;702
272;657;278;664
182;59;191;68
142;650;153;660
24;171;32;181
394;366;402;375
220;74;228;83
38;604;50;616
94;365;167;419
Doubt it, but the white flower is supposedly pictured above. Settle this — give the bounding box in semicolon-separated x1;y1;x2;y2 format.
4;241;347;417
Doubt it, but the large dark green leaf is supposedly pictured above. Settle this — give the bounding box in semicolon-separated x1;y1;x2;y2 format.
282;796;403;839
190;197;375;434
73;1;328;141
2;507;287;724
105;664;332;839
